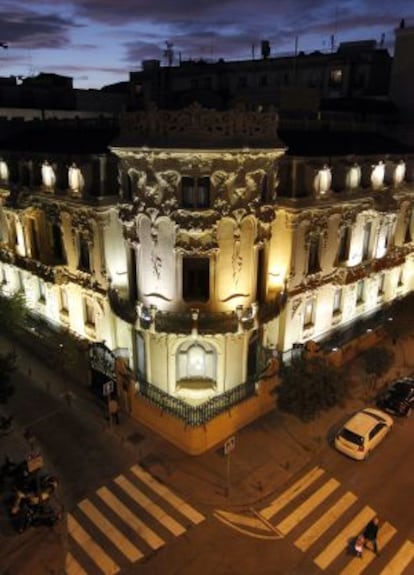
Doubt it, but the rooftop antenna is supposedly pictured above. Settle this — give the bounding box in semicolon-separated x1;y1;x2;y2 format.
331;1;338;52
164;41;174;66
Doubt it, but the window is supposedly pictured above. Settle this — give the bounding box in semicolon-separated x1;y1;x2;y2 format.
51;224;65;263
303;299;315;328
356;280;365;304
84;298;95;327
397;268;404;287
362;222;372;260
27;219;40;260
383;224;392;252
176;341;216;382
68;163;84;194
1;267;7;285
183;257;210;302
78;237;90;272
181;176;210;209
378;273;385;296
404;215;412;244
136;332;146;379
329;68;343;86
307;237;321;274
260;74;268;87
0;160;9;183
60;287;68;313
333;288;342;314
337;226;350;264
38;279;46;303
41;162;56;188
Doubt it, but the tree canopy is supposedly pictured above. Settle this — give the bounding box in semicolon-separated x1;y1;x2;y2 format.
277;355;347;422
0;291;27;334
0;291;27;403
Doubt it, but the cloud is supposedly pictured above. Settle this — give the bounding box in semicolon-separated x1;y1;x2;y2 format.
0;3;80;49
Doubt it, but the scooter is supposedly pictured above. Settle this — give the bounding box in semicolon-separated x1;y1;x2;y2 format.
9;474;59;516
12;501;62;533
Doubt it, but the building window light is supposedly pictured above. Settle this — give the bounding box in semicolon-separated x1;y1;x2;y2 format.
68;163;84;195
41;161;56;189
370;161;385;189
0;159;9;182
393;160;406;186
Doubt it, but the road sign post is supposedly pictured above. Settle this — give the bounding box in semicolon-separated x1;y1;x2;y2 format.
103;381;114;428
224;436;236;497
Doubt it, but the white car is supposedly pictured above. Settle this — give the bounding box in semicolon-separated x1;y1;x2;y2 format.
334;408;393;460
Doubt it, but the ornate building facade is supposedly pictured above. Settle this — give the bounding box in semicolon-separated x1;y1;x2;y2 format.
0;108;413;453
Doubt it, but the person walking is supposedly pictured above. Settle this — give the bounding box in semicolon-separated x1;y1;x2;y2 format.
108;397;120;425
363;517;380;555
354;534;365;558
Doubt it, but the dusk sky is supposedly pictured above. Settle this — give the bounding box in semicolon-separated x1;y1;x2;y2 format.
0;0;413;90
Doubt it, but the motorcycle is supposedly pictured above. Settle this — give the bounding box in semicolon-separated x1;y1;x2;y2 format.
9;474;59;516
12;501;62;533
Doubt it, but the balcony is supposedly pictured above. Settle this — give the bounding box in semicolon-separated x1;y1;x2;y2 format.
108;288;138;324
154;310;238;335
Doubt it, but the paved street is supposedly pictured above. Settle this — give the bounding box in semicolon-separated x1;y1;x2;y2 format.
0;325;414;574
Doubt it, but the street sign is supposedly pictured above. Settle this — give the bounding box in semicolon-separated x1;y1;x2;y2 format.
103;380;114;396
224;435;236;456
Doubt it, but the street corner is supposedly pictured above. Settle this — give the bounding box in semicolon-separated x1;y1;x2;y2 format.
213;507;284;540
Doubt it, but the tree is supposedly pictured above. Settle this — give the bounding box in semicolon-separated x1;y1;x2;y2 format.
0;291;27;402
361;346;394;394
0;291;27;334
0;350;17;403
277;355;346;422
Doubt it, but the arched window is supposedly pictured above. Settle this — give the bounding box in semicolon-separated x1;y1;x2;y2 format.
176;341;217;383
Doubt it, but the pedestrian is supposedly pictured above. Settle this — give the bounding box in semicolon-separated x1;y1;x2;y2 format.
363;517;380;555
109;398;120;425
354;534;365;558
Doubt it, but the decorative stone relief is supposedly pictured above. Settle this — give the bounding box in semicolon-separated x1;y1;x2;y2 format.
125;103;279;142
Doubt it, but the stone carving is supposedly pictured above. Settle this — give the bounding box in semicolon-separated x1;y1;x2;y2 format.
124;103;279;143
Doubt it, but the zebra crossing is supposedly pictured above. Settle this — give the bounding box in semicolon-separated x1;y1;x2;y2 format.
215;465;414;574
65;463;205;575
260;465;414;574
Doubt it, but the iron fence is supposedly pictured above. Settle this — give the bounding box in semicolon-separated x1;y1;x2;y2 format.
138;377;257;427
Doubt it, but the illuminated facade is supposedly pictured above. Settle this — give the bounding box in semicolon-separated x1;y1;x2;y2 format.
0;108;413;453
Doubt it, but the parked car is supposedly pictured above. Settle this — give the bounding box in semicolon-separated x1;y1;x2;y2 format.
334;408;393;460
376;376;414;417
